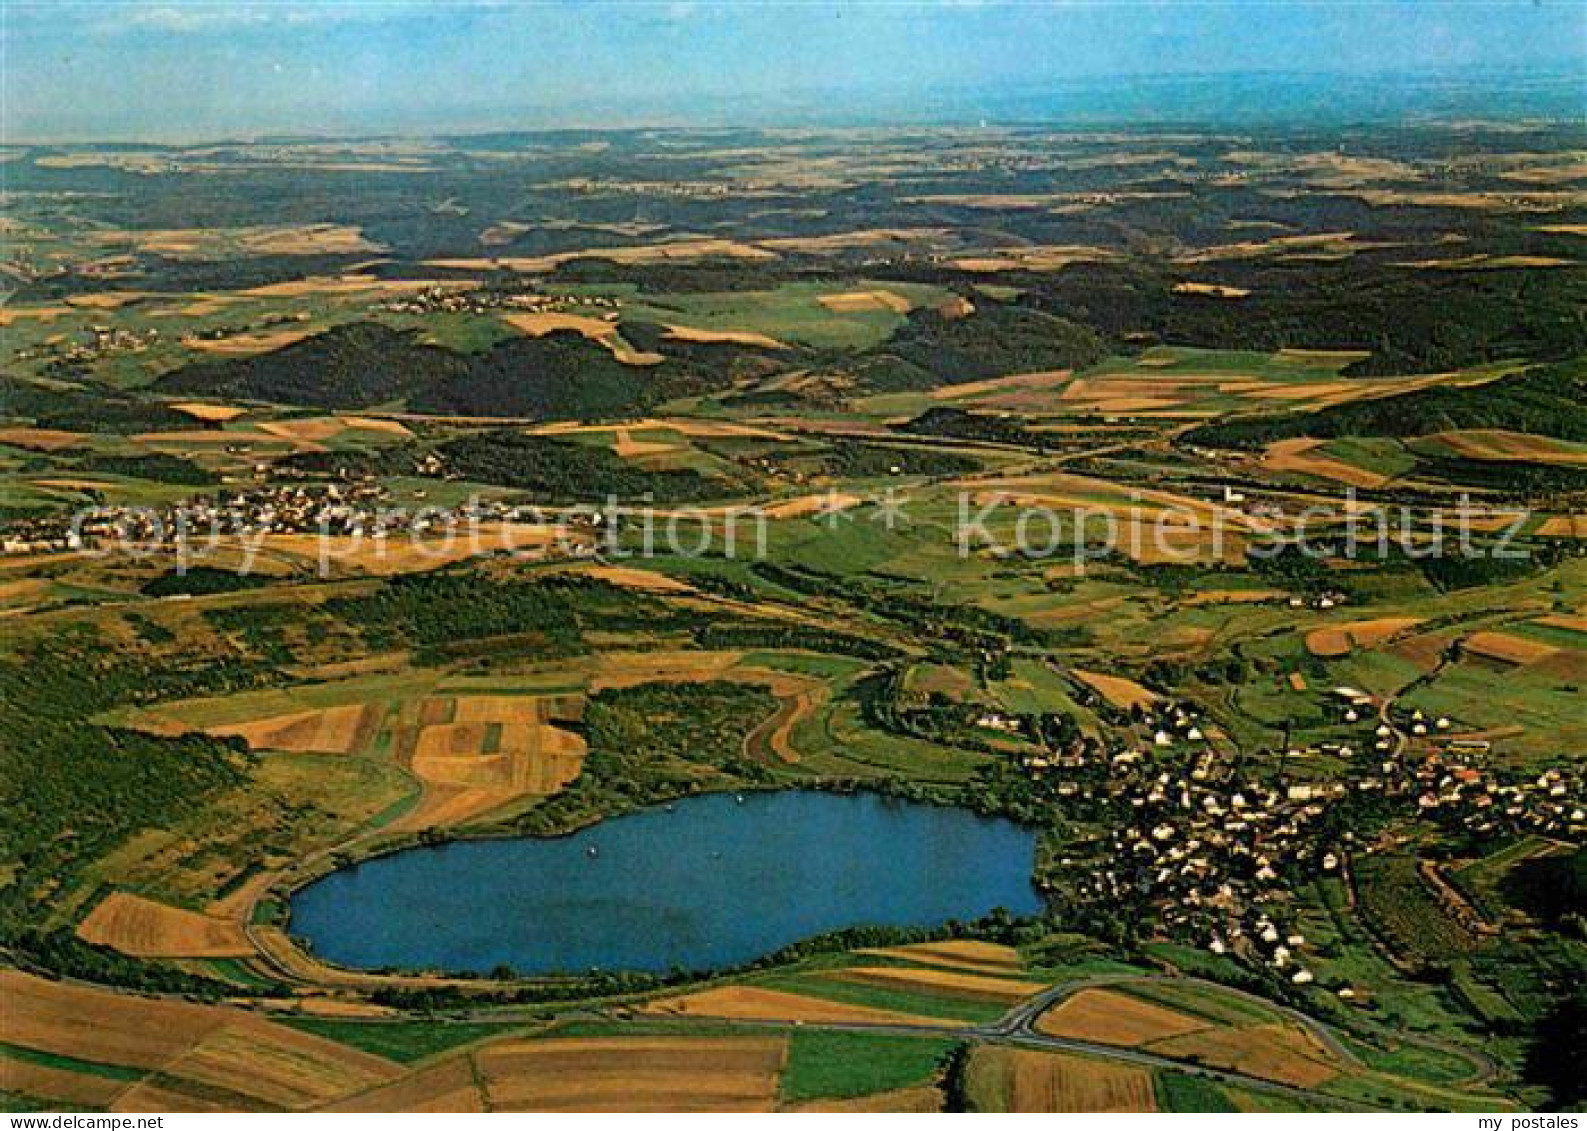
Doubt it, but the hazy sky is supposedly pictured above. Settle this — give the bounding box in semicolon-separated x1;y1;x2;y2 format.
3;1;1584;139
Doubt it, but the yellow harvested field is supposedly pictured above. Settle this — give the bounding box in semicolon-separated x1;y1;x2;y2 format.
0;1056;129;1109
1174;231;1363;264
758;228;949;254
1305;616;1423;658
29;477;115;491
0;428;86;451
663;324;788;350
1397;254;1576;270
77;892;252;958
400;699;587;829
321;1057;486;1113
1347;188;1587;211
1536;613;1587;634
1462;511;1531;533
579;564;695;593
337;415;413;437
1263;437;1388;488
1463;631;1561;666
503;310;613;337
239;224;383;256
1036;989;1209;1046
156;297;239;317
588;650;744;690
1536;515;1587;538
259;417;348;442
1308;626;1355;658
88;224;381;258
239;275;475;299
1275;348;1372;364
0;306;77;325
63;290;150;309
30;474;112;493
1147;1024;1340;1089
182;329;316;354
827;966;1044;1003
417;723;584;782
1243;381;1362;402
933;368;1071;402
789;1085;943;1112
1072;669;1160;711
640;985;959;1028
207;702;380;754
171;401;249;423
858;939;1023;974
1053;379;1184;415
611;427;683;458
0;578;51;606
0;968;399;1110
502;311;663;366
817;289;916;314
427;238;776;273
473;1036;786;1112
1430;429;1587;465
1497;161;1587;184
113;1084;235;1113
947;245;1114;273
1;970;223;1071
967;473;1253;530
667;418;794;440
393;787;518;830
1183;588;1283;605
138;1021;401;1111
1172;281;1251;298
412;721;492;760
760;491;864;520
1118;520;1246;566
971;1047;1156;1113
450;695;547;724
263;522;571;574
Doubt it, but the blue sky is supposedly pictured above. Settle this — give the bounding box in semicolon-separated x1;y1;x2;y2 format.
3;1;1583;139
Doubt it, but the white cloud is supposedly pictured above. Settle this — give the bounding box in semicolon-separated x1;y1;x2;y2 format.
120;5;271;32
96;2;411;36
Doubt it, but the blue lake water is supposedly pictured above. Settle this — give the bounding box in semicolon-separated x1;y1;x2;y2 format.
288;790;1040;975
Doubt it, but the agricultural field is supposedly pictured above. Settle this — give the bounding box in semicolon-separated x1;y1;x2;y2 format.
1;97;1584;1115
959;1047;1158;1113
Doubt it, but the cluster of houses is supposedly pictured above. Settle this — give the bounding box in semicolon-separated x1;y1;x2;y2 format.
1017;683;1583;988
0;479;600;561
13;322;161;370
1410;756;1583;841
377;286;619;318
1035;736;1342;986
2;480;389;556
553;177;745;198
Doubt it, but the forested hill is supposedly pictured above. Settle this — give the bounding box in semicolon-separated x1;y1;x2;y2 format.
1186;361;1587;449
156;323;464;408
154;321;776;419
855;304;1107;392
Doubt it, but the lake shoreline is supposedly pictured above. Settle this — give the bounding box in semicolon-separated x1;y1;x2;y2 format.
287;788;1042;980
